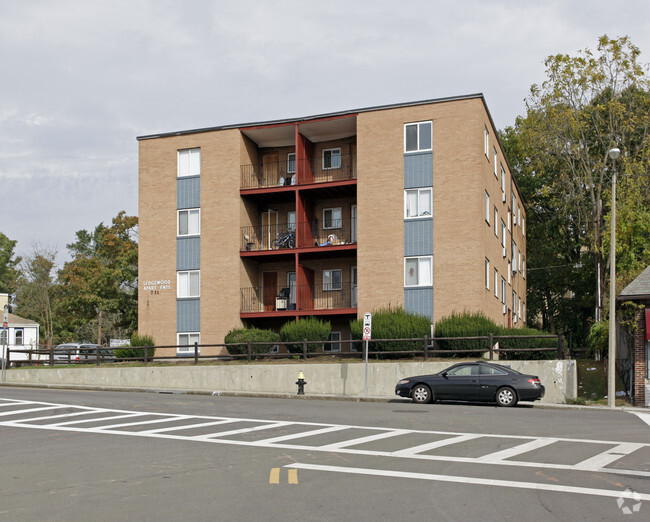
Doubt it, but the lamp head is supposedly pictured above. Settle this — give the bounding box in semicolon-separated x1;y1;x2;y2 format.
608;147;620;160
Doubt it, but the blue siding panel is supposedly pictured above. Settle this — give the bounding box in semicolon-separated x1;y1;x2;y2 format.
404;219;433;257
404;287;433;321
177;177;200;209
404;152;433;188
177;299;200;332
177;237;200;270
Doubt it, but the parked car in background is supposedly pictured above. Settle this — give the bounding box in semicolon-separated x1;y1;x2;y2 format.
53;343;116;364
395;361;545;407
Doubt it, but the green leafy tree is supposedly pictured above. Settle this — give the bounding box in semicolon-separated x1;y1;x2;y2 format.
501;35;650;342
59;212;138;342
0;232;21;293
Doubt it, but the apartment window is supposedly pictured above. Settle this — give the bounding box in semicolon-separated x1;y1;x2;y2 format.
494;269;499;298
485;258;490;290
507;262;512;284
325;331;342;353
405;188;432;218
177;270;200;298
521;215;526;236
517;205;521;227
14;329;23;345
323;269;342;291
323;148;341;170
512;240;517;272
177;332;200;354
405;121;432;153
0;330;6;345
493;207;498;236
484;126;489;157
287;211;296;232
522;256;526;279
485;191;490;224
500;166;506;200
177;148;201;178
323;207;342;229
513;291;518;322
501;277;506;305
501;220;506;247
405;256;433;287
178;209;200;236
493;147;498;176
287;153;296;174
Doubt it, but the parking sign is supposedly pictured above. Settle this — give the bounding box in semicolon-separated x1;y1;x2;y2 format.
362;313;372;341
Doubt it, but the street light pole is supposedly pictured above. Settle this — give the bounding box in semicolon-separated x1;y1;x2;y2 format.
607;147;620;408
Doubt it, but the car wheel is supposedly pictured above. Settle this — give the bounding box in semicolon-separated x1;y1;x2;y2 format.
411;384;433;404
495;386;518;407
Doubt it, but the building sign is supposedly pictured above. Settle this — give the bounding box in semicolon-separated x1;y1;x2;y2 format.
142;279;172;295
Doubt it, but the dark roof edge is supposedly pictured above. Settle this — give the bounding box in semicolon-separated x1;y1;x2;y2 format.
136;93;485;141
618;294;650;301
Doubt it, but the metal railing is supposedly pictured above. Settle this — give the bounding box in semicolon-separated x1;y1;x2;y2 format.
240;154;356;189
241;218;357;252
240;282;357;313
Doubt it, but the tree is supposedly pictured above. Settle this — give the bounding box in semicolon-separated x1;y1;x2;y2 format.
501;35;650;342
58;212;138;343
0;232;21;293
16;245;58;346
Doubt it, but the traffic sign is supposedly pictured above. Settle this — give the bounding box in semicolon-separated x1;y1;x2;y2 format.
362;313;372;341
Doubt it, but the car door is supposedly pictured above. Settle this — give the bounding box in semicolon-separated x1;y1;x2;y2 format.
477;365;509;400
434;364;480;401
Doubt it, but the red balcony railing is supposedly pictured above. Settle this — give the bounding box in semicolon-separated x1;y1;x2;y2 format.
240;282;357;313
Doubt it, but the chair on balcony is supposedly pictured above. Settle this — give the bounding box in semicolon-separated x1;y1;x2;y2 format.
243;234;256;251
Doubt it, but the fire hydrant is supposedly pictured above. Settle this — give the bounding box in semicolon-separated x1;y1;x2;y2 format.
296;371;307;395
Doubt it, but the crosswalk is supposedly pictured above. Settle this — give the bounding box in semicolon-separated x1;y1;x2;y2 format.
1;398;649;480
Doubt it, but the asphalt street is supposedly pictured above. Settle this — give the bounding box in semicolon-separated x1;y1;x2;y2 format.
0;386;649;521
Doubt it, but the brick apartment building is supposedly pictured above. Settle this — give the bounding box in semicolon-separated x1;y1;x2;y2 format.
137;94;527;356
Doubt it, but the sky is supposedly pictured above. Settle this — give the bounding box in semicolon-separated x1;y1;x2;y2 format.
1;0;649;265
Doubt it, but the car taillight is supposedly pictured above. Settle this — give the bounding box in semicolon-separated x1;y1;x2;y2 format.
528;378;540;385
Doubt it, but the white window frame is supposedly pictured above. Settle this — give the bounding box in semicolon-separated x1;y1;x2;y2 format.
323;269;342;291
485;191;490;224
493;207;498;236
177;270;200;298
485;258;490;290
177;209;200;237
501;220;506;247
484;126;489;157
521;215;526;236
322;148;341;170
287;211;296;232
287;152;296;174
501;277;506;305
404;256;433;287
177;148;201;178
404;121;433;153
522;256;526;279
325;331;342;353
500;166;506;199
404;188;432;219
323;207;342;229
14;328;23;346
177;332;200;354
494;269;499;298
493;147;498;176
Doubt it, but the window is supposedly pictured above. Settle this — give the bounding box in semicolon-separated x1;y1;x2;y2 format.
405;121;432;153
494;269;499;298
500;166;506;200
405;188;432;218
485;191;490;224
501;220;506;249
512;194;517;226
177;270;200;298
405;256;432;287
494;207;498;236
323;208;342;229
521;215;526;236
501;277;506;304
15;329;23;346
287;153;296;174
177;148;200;177
178;209;200;236
479;365;507;375
325;331;342;352
513;291;518;322
323;148;341;170
0;330;6;345
522;256;526;279
448;364;479;376
323;269;342;291
177;333;200;354
287;211;296;232
493;147;498;176
485;258;490;290
484;126;489;157
507;262;512;284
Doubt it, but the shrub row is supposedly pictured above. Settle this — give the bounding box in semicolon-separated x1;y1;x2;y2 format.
113;332;155;360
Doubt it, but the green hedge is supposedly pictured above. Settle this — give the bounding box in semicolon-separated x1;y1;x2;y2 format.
280;317;331;353
434;312;556;360
114;332;155;360
224;327;280;355
350;306;431;355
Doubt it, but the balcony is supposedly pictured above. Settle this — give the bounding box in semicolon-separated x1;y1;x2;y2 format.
241;218;357;253
241;282;357;315
240;154;356;190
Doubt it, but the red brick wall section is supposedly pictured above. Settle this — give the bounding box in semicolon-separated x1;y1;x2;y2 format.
633;309;647;406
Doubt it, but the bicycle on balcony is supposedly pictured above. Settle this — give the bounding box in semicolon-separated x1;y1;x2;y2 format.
271;230;295;249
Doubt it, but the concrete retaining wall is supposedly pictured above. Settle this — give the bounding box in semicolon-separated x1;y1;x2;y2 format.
2;360;577;404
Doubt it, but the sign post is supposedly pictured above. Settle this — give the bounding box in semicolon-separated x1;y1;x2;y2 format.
2;304;8;384
363;313;372;397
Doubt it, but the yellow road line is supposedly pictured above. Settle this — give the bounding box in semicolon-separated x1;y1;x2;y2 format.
269;468;280;484
288;469;298;484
